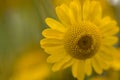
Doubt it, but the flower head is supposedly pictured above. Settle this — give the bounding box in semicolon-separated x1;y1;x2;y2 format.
40;0;119;80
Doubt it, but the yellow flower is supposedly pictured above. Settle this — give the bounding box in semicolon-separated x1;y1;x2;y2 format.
40;0;119;80
10;49;50;80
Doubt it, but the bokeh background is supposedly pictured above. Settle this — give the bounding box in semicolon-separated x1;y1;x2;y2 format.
0;0;120;80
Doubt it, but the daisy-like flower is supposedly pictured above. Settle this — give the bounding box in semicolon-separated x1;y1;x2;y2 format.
40;0;119;80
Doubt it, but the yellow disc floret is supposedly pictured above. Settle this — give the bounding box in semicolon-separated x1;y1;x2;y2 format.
64;21;101;60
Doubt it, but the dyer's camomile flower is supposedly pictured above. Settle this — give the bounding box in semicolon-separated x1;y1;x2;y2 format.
40;0;119;80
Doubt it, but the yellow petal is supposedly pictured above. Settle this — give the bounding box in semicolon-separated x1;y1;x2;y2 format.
83;0;90;20
100;16;111;26
42;29;64;39
85;59;92;76
83;0;102;21
99;47;118;67
62;59;74;69
100;18;119;36
40;38;63;48
72;60;85;80
98;51;112;62
96;54;109;70
47;50;67;63
100;46;117;57
69;0;82;22
72;60;79;77
44;45;64;54
91;57;103;74
45;18;66;32
77;61;85;80
103;26;119;36
97;52;109;63
102;37;118;46
52;55;72;71
56;4;71;25
99;46;113;61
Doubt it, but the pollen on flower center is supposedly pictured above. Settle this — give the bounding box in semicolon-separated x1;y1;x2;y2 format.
64;22;101;60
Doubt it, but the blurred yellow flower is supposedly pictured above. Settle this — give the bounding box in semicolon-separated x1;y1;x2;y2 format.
110;48;120;70
40;0;119;80
10;49;50;80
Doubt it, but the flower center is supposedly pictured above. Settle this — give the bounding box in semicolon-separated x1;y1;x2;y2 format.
78;35;93;50
64;22;101;60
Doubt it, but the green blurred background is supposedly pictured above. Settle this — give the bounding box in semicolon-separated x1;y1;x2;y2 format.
0;0;56;80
